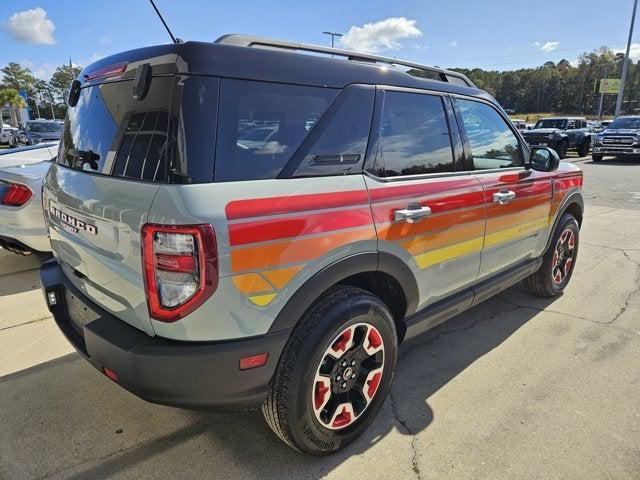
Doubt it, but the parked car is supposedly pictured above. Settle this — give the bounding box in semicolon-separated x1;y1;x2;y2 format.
511;118;526;130
592;115;640;162
40;35;584;456
22;119;63;145
521;117;592;158
0;123;19;146
0;143;57;254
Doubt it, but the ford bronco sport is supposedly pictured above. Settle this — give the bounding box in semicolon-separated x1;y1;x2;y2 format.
521;117;592;158
40;35;584;456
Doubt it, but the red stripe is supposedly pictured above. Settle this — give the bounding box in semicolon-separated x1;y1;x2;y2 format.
226;190;369;220
372;190;485;223
368;178;480;202
229;206;373;246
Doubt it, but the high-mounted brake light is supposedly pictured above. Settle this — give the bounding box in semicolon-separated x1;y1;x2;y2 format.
83;62;128;82
142;224;218;322
0;181;32;207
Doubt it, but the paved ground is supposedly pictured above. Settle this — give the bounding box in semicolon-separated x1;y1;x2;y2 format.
1;155;639;480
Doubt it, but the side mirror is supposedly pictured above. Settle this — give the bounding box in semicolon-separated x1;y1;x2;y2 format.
529;147;560;172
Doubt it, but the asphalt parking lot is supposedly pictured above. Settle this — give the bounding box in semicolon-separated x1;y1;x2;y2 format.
1;155;639;480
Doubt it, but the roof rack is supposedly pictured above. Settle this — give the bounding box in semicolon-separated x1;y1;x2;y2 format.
214;34;476;88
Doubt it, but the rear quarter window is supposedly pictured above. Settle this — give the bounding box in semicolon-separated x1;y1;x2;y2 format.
214;80;338;182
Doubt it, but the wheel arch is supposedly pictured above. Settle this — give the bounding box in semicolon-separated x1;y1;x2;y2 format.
267;251;419;339
545;189;584;251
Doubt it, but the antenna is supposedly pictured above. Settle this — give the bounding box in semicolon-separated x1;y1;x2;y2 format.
148;0;178;44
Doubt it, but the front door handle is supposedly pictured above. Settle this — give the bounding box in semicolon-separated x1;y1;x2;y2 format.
394;203;432;223
493;190;516;205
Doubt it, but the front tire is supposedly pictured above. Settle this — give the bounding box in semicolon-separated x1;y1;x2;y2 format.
262;286;397;455
555;140;569;159
577;139;590;157
525;213;579;297
592;153;603;162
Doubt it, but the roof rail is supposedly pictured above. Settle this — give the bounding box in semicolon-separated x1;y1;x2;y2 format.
214;34;476;88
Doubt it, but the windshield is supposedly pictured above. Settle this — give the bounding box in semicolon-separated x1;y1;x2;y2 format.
607;117;640;130
27;122;63;133
534;119;567;130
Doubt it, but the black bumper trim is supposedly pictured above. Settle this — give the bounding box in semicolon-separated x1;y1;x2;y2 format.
39;259;291;411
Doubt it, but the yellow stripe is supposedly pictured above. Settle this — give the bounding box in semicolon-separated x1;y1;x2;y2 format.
248;293;277;306
414;237;484;269
484;217;550;248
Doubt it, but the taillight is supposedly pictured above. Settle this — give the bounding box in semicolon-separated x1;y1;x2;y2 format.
141;224;218;322
0;182;32;206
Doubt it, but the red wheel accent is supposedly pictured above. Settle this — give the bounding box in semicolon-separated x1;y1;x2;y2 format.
367;328;382;350
552;227;576;285
366;371;382;399
314;381;330;410
332;406;352;428
331;328;352;354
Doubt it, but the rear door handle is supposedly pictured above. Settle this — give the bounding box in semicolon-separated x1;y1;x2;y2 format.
493;190;516;205
394;204;432;223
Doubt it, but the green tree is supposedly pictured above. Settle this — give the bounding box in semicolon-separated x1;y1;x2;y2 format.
49;64;82;104
0;88;27;127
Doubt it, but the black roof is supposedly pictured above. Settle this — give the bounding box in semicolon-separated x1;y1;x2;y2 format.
79;36;490;101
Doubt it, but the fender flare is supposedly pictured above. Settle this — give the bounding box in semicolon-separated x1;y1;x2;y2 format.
544;189;584;251
267;251;419;333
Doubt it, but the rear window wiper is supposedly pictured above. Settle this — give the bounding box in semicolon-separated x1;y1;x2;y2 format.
67;148;100;170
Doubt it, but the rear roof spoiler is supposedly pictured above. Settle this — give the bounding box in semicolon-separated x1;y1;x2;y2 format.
215;34;476;89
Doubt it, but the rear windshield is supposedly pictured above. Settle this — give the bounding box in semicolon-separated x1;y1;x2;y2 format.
534;119;567;129
57;77;174;182
27;122;63;133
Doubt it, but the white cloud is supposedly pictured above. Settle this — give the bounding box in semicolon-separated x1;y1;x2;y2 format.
413;43;430;51
4;7;55;44
532;41;541;47
99;37;111;46
540;41;559;53
339;17;422;53
32;63;57;80
613;43;640;63
449;40;458;47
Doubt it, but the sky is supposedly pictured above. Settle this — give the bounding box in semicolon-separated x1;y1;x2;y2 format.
0;0;639;80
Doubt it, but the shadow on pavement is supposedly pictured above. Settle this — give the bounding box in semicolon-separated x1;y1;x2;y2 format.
0;268;43;296
0;285;557;479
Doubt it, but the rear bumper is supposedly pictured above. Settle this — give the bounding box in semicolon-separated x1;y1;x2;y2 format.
40;259;290;411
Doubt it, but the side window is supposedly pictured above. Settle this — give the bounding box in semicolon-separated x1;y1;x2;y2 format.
291;85;374;177
456;99;523;170
375;91;454;177
567;120;577;129
215;80;338;182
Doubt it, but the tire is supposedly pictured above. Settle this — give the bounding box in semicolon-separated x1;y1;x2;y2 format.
262;286;397;455
525;213;579;297
592;153;603;162
555;140;568;159
577;138;590;157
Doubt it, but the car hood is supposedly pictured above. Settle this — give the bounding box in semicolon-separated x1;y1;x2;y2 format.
0;160;52;181
523;128;562;135
601;128;640;135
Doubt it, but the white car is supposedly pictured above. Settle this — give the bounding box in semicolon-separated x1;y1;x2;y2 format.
0;143;58;254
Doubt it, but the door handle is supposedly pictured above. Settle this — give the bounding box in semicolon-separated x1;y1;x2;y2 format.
493;190;516;205
394;204;432;223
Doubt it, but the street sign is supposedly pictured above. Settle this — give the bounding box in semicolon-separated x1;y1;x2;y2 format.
599;78;621;94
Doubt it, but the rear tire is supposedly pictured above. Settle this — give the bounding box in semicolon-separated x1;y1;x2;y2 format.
592;153;603;162
577;139;590;157
525;213;579;297
262;286;397;455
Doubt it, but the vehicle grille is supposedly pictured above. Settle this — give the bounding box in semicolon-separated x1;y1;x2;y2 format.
602;136;635;145
523;135;549;144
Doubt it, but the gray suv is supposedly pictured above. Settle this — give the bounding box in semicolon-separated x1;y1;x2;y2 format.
40;35;584;455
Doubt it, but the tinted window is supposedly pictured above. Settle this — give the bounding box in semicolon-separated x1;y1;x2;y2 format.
609;117;640;129
534;119;567;129
457;99;523;170
291;85;374;177
215;80;337;182
375;91;454;177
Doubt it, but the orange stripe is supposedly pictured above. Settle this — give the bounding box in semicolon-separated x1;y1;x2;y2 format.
400;220;485;256
262;264;305;289
486;193;550;218
487;204;550;233
232;273;273;294
231;227;375;272
377;206;485;242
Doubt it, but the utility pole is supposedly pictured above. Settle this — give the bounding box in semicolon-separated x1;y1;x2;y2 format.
597;64;608;120
615;0;638;117
322;31;343;49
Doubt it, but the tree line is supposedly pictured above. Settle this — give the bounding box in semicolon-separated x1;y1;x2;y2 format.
450;47;640;118
0;62;81;126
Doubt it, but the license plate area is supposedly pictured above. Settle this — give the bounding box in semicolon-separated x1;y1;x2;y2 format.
64;289;100;337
